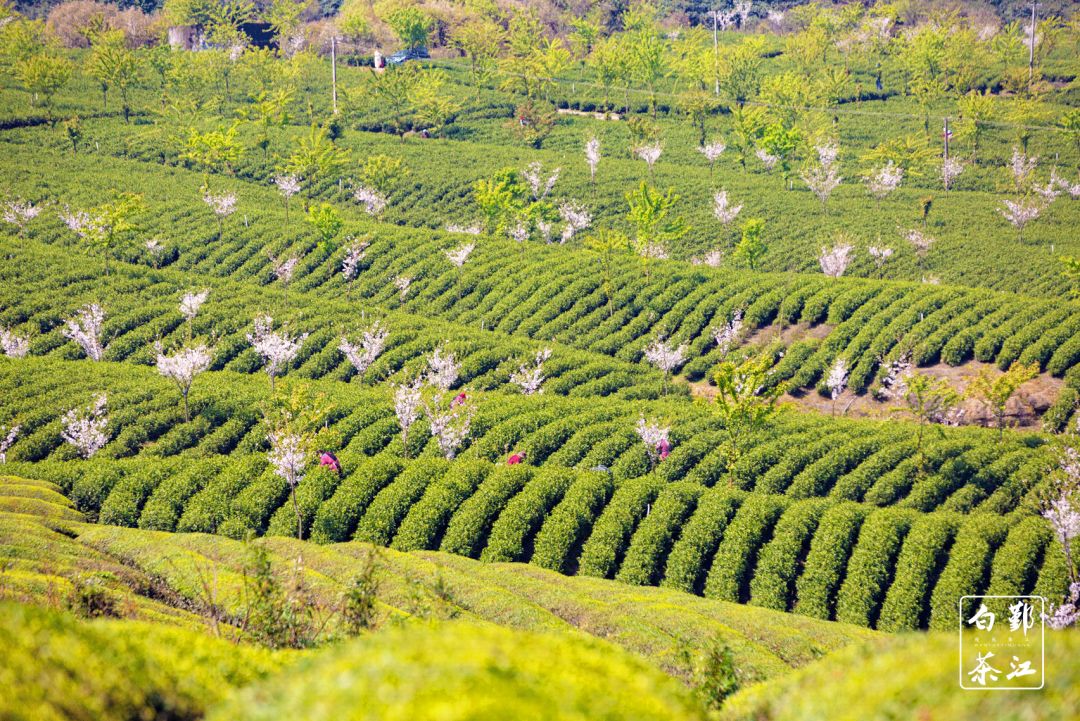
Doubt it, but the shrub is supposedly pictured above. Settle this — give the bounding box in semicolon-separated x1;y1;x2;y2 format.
440;466;534;558
876;513;959;631
482;467;577;563
834;508;916;628
749;499;831;612
309;455;404;543
662;487;743;594
354;460;448;546
704;494;787;603
794;502;869;620
531;470;614;574
391;460;492;552
927;514;1010;631
616;482;704;587
578;475;666;579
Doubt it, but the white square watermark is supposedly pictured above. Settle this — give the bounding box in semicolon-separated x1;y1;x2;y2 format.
959;595;1044;690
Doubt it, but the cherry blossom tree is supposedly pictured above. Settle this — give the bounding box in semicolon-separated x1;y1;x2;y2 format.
155;342;212;421
59;207;91;236
818;241;854;278
62;393;109;459
268;428;309;540
1035;172;1062;205
633;144;662;181
522;161;560;200
904;229;935;265
339;321;388;380
422;391;472;459
998;199;1041;242
246;315;308;392
755;148;779;172
353;185;388;216
868;246;894;274
0;425;19;463
179;289;208;341
1009;146;1037;192
698;140;726;174
801;143;843;213
941;157;964;191
63;304;106;361
203;192;237;236
585;136;601;184
865;161;903;203
635;415;670;469
394;275;412;301
342;237;370;300
692;249;724;267
426;344;459;390
394;378;423;458
510;348;551;395
270;253;300;309
1041;444;1079;594
145;238;166;268
558;202;592;244
712;190;743;248
0;327;29;358
826;357;848;416
445;242;475;267
712;310;743;359
2;198;40;235
643;336;687;392
274;174;301;226
446;223;483;235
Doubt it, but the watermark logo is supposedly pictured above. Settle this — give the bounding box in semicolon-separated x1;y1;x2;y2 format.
959;595;1044;690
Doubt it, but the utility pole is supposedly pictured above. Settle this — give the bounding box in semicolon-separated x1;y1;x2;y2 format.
712;10;719;95
943;117;950;160
331;35;339;115
1028;1;1037;89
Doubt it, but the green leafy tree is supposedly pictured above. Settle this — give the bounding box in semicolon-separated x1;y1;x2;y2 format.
306;203;343;251
473;169;528;236
729;105;766;172
1061;109;1080;173
1063;256;1080;299
359;154;408;194
236;89;292;162
83;192;145;276
625;183;689;278
712;355;785;482
628;25;667;117
13;52;71;120
266;0;304;45
584;228;632;318
955;90;995;161
386;7;431;50
760;123;801;187
884;368;961;471
733;218;766;270
87;30;139;121
181;123;242;188
284;123;351;184
966;362;1039;440
452;19;503;98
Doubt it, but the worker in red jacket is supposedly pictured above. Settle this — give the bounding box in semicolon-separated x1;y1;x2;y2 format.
451;391;467;408
507;450;526;465
657;438;671;462
318;450;342;477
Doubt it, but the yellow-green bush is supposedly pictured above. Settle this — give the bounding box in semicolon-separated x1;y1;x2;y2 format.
0;602;288;721
209;622;708;721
